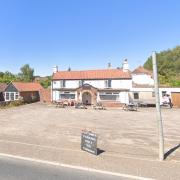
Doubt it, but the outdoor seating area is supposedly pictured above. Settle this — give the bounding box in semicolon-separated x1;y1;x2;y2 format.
55;99;75;108
75;102;87;109
55;100;107;110
93;102;106;110
122;103;138;111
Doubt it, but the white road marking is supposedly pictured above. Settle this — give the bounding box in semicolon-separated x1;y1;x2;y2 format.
0;139;157;162
0;153;155;180
0;139;180;163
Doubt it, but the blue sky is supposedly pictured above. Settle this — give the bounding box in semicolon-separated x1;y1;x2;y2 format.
0;0;180;76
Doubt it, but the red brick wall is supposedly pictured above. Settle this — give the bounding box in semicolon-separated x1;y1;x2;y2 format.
20;91;40;103
39;89;51;103
100;101;123;107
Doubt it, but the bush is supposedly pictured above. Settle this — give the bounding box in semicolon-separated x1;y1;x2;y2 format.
0;100;24;108
9;100;24;107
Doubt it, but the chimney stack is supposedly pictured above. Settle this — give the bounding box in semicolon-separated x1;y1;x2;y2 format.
122;59;129;72
53;65;58;73
108;62;112;69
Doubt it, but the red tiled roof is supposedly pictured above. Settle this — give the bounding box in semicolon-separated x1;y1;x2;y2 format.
132;66;152;75
0;83;7;92
53;69;132;80
12;82;43;92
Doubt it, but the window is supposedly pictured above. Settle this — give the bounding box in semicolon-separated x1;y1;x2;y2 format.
15;92;19;100
5;92;19;101
10;93;14;101
108;80;111;88
162;91;166;97
99;92;119;101
60;94;75;99
79;80;84;87
59;91;75;100
5;92;10;101
133;93;139;99
53;81;57;85
104;80;111;88
60;80;66;88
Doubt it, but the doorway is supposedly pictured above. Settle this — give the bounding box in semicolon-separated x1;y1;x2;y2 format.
82;92;92;105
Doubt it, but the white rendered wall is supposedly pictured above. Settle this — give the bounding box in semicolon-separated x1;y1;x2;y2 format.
119;92;129;104
52;79;132;89
111;80;132;89
132;74;154;85
83;80;105;88
52;81;61;89
65;80;79;88
52;90;59;101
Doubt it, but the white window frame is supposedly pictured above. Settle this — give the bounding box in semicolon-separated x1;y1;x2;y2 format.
4;92;19;101
15;92;20;100
99;92;120;101
59;91;75;100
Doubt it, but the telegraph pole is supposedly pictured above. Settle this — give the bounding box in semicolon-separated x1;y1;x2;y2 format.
152;51;164;161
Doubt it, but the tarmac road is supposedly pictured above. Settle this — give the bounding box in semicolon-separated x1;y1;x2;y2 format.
0;156;124;180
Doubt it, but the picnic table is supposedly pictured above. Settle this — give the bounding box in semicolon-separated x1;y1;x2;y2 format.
123;103;137;111
55;100;65;108
93;103;106;110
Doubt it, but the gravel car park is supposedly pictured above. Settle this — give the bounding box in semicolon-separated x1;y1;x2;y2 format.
0;103;179;161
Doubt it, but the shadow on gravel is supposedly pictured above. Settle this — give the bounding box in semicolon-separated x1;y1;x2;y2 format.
97;148;105;155
164;144;180;159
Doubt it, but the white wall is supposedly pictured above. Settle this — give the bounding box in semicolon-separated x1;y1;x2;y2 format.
84;80;105;88
52;90;59;101
132;74;154;85
130;87;180;104
52;79;132;89
65;80;79;88
119;92;129;104
52;80;79;89
112;80;132;89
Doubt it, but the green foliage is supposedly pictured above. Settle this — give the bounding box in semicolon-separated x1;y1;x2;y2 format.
39;76;51;89
0;100;24;109
144;46;180;87
18;64;34;82
9;99;25;107
0;71;20;83
0;64;35;83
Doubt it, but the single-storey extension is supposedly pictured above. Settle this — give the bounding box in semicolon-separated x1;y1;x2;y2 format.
4;82;43;103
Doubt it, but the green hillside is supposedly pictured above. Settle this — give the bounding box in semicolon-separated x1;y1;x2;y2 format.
144;46;180;87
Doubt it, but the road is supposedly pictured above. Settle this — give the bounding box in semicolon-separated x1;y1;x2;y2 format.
0;156;124;180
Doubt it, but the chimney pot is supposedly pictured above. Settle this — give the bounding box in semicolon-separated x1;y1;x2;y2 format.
122;59;129;72
53;66;58;73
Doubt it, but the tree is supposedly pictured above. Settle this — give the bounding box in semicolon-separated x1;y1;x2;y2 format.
0;71;17;83
144;46;180;86
0;72;4;78
19;64;34;82
39;76;52;89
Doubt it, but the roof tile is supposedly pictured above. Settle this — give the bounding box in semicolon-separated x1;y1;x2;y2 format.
53;69;132;80
12;82;43;92
0;83;7;92
132;66;152;75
